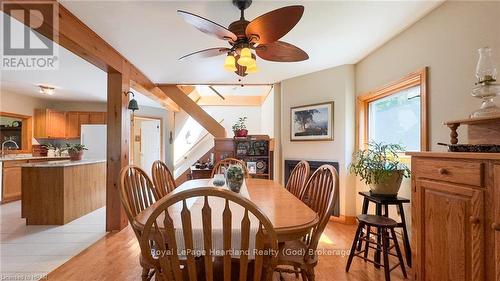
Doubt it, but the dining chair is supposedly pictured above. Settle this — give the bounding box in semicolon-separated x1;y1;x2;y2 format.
285;160;311;199
275;164;339;281
152;160;176;198
211;157;249;178
138;187;279;281
119;165;160;281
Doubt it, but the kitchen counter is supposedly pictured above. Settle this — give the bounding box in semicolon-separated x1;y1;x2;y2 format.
0;156;70;162
19;159;106;168
21;160;106;225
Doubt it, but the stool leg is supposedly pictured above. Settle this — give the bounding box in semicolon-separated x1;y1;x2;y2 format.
390;228;408;278
363;225;371;260
357;199;370;251
346;222;364;272
397;203;412;267
381;228;391;281
375;203;382;268
384;204;389;217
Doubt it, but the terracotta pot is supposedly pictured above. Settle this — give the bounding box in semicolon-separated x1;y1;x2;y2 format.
234;129;248;138
69;150;84;161
368;170;404;196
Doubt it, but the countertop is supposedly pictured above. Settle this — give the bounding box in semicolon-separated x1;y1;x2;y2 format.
0;155;70;162
406;151;500;160
19;159;106;168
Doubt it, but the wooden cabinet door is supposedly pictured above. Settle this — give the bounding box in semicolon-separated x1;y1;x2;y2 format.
66;112;79;138
494;165;500;281
3;166;22;201
413;180;484;281
89;112;106;124
47;110;66;138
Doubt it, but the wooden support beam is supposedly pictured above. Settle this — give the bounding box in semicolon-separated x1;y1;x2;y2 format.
106;63;130;231
158;85;227;138
1;1;178;111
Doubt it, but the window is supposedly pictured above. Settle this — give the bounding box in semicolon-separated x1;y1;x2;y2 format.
357;68;428;151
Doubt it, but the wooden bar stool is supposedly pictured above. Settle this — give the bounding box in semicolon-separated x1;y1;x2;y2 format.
357;191;412;267
346;214;407;281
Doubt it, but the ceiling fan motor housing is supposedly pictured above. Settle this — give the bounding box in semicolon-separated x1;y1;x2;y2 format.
232;0;252;11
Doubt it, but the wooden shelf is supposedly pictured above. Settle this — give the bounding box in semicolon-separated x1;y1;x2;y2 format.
444;115;500;125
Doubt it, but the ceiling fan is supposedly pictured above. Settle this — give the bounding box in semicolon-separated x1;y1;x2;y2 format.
178;0;309;77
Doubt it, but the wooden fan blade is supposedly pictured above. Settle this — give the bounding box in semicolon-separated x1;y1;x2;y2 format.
178;47;230;61
178;10;237;41
245;5;304;44
256;41;308;62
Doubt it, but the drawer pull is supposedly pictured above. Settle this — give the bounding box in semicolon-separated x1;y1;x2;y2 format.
492;223;500;231
469;216;480;224
438;168;448;175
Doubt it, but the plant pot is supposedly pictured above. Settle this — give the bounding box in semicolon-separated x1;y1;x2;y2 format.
68;150;84;161
234;129;248;138
368;170;404;196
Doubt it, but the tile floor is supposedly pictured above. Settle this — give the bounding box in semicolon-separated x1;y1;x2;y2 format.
0;201;106;280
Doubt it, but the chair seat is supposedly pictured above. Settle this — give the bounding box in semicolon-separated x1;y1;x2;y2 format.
357;214;397;227
276;240;318;267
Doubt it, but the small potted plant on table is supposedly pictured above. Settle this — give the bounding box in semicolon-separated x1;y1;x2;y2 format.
350;142;411;196
63;143;88;161
225;165;245;193
232;117;248;138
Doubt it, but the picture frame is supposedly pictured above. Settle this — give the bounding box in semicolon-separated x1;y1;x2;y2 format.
246;161;257;174
290;101;334;141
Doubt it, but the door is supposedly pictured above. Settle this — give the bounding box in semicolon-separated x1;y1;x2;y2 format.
66;112;79;138
89;112;106;124
414;179;484;281
47;110;66;138
139;120;161;176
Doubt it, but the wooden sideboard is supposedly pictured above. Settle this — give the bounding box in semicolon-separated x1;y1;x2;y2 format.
408;152;500;281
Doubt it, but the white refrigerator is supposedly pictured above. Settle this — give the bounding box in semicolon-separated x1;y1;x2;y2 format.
80;125;107;160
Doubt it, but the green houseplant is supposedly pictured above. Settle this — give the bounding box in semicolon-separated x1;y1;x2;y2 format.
225;165;245;193
350;142;410;196
63;143;88;161
232;117;248;138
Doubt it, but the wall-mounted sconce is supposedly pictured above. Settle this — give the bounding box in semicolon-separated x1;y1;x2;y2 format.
124;91;139;112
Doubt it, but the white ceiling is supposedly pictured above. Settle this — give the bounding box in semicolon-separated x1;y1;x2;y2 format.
61;0;443;84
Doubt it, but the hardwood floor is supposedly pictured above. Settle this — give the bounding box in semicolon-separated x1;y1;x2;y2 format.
47;221;410;280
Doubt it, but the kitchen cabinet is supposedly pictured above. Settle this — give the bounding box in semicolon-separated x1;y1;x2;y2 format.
35;109;106;139
65;111;106;138
34;109;66;138
2;160;24;202
408;152;499;281
1;157;70;204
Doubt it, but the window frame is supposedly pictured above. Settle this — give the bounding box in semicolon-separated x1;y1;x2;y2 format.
356;67;428;151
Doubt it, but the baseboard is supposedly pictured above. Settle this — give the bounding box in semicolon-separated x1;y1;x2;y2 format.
329;215;357;225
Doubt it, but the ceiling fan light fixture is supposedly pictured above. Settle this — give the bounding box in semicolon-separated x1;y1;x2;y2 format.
237;47;254;67
223;54;237;72
245;60;259;74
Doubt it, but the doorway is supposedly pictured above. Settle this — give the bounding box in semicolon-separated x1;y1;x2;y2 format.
132;116;162;176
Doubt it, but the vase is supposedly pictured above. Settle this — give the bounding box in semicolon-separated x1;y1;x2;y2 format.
69;150;84;161
225;174;243;193
234;129;248;138
368;170;404;196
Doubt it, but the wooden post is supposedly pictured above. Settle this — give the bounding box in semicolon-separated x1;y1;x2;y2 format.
106;64;130;231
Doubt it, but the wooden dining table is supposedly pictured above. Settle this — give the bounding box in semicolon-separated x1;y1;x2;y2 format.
134;178;319;243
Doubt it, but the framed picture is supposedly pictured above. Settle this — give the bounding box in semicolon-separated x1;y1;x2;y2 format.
290;101;334;141
246;162;257;174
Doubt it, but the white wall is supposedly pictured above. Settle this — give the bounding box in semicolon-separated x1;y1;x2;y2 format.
280;64;356;216
260;91;274;137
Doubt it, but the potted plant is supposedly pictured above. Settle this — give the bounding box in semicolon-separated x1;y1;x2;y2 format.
225;165;245;193
350;142;411;196
43;143;56;157
232;117;248;138
63;143;88;161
